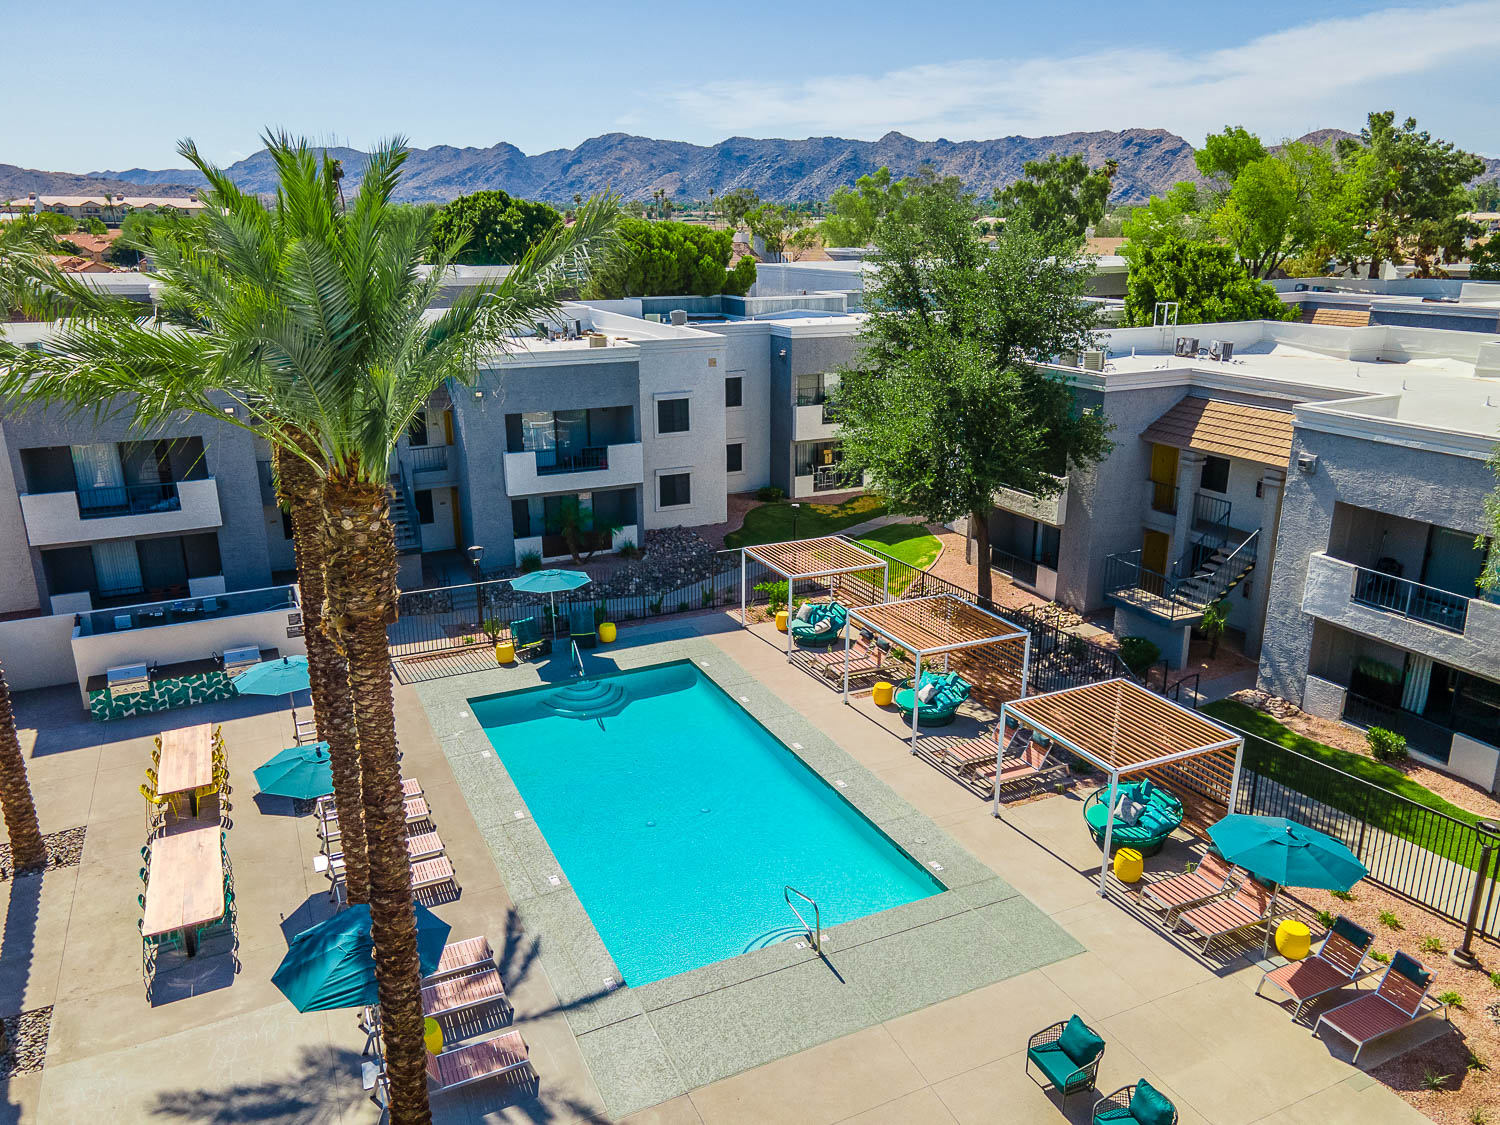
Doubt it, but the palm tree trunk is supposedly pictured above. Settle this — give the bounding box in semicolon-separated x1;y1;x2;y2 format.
273;444;369;905
0;662;45;872
323;474;429;1125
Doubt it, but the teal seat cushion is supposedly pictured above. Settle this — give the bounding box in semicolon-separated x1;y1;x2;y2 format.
1027;1043;1086;1090
1093;1107;1135;1123
1057;1015;1105;1066
1129;1079;1176;1125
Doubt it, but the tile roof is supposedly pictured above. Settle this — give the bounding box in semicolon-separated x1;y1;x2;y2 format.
1141;395;1295;468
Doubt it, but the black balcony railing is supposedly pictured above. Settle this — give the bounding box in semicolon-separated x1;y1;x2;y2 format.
989;547;1038;588
795;391;828;407
77;481;181;518
1193;491;1232;534
821;402;836;424
535;446;609;475
1148;479;1177;515
406;445;450;473
1350;565;1469;633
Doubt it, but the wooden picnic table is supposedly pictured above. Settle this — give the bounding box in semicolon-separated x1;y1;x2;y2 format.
142;825;225;956
157;724;215;814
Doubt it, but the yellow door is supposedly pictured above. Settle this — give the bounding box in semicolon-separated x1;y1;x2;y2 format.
1149;443;1179;484
1141;530;1171;594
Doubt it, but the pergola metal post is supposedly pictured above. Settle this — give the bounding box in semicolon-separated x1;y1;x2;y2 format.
1227;736;1246;814
882;568;889;603
910;650;922;753
786;576;794;662
1020;635;1031;697
992;702;1011;818
1098;770;1121;896
740;549;747;628
841;627;852;704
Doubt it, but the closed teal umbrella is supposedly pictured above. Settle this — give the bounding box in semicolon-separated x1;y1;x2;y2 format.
1207;814;1368;891
272;902;450;1012
509;569;592;636
254;741;333;800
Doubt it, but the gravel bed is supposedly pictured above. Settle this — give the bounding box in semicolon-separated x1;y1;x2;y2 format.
0;825;87;880
0;1006;51;1079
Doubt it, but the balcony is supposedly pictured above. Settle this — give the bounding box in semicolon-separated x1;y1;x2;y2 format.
1302;553;1500;679
1147;479;1178;516
20;477;222;547
794;402;839;441
994;476;1068;526
502;442;643;496
405;444;451;477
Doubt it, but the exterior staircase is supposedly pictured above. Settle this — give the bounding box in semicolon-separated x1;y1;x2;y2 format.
1104;529;1258;623
388;473;422;554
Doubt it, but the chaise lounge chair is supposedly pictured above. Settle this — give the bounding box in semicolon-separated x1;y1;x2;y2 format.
424;936;496;983
426;1031;532;1093
813;633;884;682
1174;877;1286;955
568;605;597;649
1140;852;1243;926
1083;779;1184;857
511;616;550;660
1025;1015;1106;1110
1257;915;1377;1020
319;796;430;843
893;671;972;726
971;724;1070;798
789;601;848;647
1313;951;1444;1063
1092;1079;1178;1124
421;966;511;1022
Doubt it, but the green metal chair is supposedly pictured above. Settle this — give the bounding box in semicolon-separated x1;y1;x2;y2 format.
1093;1080;1178;1125
1026;1015;1105;1109
569;605;598;649
511;616;550;660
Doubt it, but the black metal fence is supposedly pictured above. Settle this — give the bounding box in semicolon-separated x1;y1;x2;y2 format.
1230;724;1500;941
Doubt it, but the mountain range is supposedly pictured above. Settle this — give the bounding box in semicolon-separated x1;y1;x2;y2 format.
4;128;1497;208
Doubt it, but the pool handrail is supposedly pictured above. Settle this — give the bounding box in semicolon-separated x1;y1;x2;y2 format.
784;884;822;952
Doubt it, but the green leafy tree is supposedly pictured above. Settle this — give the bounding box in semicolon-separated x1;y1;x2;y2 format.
585;217;753;297
107;205;199;267
1338;111;1484;278
993;154;1117;241
83;216;107;236
785;225;822;260
1124;235;1295;325
429;189;561;265
831;183;1112;600
717;187;760;233
820;167;906;247
746;203;794;260
1195;126;1270;200
1470;236;1500;281
1470;181;1500;212
1120;182;1210;253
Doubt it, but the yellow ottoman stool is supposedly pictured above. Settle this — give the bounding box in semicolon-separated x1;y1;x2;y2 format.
494;641;515;664
599;622;617;644
1276;919;1312;961
872;681;895;707
1113;847;1144;884
775;609;789;632
424;1016;444;1055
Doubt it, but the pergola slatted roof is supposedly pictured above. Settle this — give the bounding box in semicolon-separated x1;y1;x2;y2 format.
848;594;1028;656
745;536;887;579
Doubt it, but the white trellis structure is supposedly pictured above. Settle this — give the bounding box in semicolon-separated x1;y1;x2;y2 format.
740;537;890;662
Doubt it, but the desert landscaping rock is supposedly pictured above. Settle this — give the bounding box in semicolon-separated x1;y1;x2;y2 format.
0;1006;51;1079
0;825;86;880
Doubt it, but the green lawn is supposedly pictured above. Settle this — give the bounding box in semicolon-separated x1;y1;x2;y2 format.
856;522;942;569
1201;699;1490;872
724;495;889;549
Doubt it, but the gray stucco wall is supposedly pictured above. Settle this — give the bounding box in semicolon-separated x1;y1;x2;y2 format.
768;346;792;493
775;331;859;492
702;326;773;493
1258;425;1497;703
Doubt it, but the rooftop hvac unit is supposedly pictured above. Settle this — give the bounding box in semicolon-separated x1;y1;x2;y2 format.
669;309;688;326
1209;340;1234;361
222;645;261;677
1082;349;1105;372
1178;336;1200;357
1174;336;1191;357
106;663;150;696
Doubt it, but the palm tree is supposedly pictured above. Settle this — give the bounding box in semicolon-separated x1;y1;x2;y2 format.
0;661;45;873
6;132;616;1125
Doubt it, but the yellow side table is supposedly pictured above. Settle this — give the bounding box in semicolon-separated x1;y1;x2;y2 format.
1275;919;1312;961
872;681;895;707
494;641;515;664
424;1016;444;1055
1113;847;1144;884
599;622;617;644
775;609;789;632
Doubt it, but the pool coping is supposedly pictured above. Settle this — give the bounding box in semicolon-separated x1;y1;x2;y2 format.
411;627;1083;1118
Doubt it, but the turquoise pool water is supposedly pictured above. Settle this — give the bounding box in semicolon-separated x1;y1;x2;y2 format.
470;661;944;985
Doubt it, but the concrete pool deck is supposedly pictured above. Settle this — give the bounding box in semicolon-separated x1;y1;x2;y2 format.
410;631;1084;1118
0;610;1438;1124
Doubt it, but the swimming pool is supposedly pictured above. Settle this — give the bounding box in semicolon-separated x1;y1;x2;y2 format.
470;661;944;985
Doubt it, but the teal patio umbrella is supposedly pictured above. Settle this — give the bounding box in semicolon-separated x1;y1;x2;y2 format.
233;655;313;741
253;741;333;800
272;902;450;1012
509;568;592;636
1207;814;1368;891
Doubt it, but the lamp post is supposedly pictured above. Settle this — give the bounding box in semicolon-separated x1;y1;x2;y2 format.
467;545;485;631
790;503;801;540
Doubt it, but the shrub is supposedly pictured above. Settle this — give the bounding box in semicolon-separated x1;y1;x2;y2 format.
1371;950;1391;963
676;600;690;613
648;598;663;616
1118;636;1161;676
755;579;789;614
518;550;543;573
1419;936;1444;953
1422;1069;1452;1092
1367;726;1408;762
1378;910;1403;930
1470;1108;1489;1125
482;616;506;643
756;486;785;502
616;539;640;559
1467;1051;1489;1073
1489;970;1500;989
1330;889;1353;901
702;589;715;607
1315;910;1335;930
1438;990;1465;1009
593;605;608;625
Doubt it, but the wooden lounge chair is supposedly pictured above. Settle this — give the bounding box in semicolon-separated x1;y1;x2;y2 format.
411;856;459;895
402;778;423;799
934;724;1003;775
424;936;496;982
320;796;431;842
426;1031;532;1093
1174;878;1285;955
813;636;883;681
1314;952;1444;1063
1140;852;1243;926
1257;916;1376;1020
422;966;511;1021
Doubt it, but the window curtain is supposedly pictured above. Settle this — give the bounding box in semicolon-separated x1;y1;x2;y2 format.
1401;653;1433;714
71;443;124;492
92;540;142;595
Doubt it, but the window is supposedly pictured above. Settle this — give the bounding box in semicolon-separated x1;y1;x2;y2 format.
280;510;293;540
1200;455;1230;494
511;498;532;538
657;397;690;434
726;443;743;473
659;472;691;508
796;372;825;406
414;489;435;524
407;411;429;447
725;376;743;408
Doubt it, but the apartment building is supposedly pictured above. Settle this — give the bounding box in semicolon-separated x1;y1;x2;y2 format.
15;191;205;227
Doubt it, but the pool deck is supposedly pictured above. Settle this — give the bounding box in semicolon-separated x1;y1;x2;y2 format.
0;611;1438;1124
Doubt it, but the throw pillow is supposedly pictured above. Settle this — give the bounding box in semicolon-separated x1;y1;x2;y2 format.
1137;808;1173;835
813;618;833;634
916;682;938;704
1128;1078;1176;1125
795;603;813;623
1113;797;1145;826
1056;1015;1105;1066
1138;777;1154;801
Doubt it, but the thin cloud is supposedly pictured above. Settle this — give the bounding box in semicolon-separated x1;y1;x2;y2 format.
671;1;1500;145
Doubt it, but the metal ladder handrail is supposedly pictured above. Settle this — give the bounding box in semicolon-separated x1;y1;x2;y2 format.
570;639;585;680
784;885;821;952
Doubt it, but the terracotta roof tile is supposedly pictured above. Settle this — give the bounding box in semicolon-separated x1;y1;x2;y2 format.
1141;396;1294;468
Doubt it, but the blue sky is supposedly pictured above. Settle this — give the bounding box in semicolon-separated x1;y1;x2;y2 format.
7;0;1497;171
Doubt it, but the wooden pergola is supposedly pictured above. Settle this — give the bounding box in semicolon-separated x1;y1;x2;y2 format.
846;594;1030;751
741;537;890;662
996;678;1244;894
